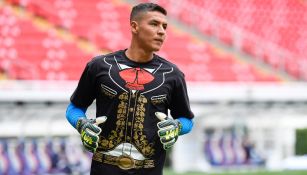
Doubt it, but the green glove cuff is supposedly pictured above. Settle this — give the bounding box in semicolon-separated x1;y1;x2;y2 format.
76;118;86;133
175;119;182;136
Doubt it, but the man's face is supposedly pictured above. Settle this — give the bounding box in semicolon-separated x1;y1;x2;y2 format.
132;11;167;52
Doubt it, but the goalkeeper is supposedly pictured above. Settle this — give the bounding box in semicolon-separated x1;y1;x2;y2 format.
66;2;194;175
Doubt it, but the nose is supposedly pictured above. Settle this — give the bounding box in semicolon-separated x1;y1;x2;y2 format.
157;25;166;36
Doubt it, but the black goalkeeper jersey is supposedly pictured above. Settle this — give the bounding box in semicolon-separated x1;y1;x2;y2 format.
70;49;194;173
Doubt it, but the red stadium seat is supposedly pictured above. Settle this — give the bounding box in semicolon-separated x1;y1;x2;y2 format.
143;0;306;79
1;0;285;82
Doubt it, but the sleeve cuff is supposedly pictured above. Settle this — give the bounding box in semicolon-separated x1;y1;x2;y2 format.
177;117;194;135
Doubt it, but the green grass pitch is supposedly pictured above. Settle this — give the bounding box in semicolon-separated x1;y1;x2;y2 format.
163;169;307;175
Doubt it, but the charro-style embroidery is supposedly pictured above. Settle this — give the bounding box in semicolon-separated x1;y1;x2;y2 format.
99;92;128;150
133;94;155;157
98;92;155;158
70;50;194;172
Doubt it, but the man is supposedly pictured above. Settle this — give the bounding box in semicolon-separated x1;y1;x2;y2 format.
66;2;194;175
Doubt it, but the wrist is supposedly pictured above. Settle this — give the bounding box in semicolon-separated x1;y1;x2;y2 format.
177;117;193;135
175;119;182;135
76;118;87;133
66;103;87;128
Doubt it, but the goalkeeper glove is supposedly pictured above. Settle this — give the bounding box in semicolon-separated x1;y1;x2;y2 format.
76;116;107;153
156;112;182;150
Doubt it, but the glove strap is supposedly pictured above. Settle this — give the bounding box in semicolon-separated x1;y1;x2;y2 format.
175;119;182;136
76;118;86;133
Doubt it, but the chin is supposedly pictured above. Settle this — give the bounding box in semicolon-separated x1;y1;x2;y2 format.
152;46;162;52
152;48;161;52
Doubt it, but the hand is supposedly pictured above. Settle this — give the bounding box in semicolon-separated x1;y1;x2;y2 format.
156;112;182;150
76;116;107;153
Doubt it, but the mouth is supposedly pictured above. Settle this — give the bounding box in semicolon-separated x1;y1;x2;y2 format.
154;38;164;43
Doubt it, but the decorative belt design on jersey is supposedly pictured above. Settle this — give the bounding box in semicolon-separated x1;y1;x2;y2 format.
93;152;155;170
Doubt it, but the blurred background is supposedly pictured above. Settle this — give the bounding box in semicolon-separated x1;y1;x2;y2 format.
0;0;307;174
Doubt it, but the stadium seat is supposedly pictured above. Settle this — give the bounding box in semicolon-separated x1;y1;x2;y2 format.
141;0;306;79
1;0;284;81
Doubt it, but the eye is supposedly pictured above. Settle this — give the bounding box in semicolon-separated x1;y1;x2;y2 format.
163;24;167;30
150;22;158;26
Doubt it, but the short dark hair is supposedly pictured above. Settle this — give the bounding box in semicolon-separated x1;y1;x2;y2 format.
130;3;167;22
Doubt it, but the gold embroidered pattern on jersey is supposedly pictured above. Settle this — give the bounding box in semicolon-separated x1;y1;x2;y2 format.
99;92;128;150
133;94;155;157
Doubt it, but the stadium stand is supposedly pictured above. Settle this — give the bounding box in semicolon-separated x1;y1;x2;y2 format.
0;137;92;174
0;0;284;81
140;0;307;79
1;0;307;174
0;102;95;174
0;3;93;80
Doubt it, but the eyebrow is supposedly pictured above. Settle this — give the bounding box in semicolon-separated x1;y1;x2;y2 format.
150;19;167;25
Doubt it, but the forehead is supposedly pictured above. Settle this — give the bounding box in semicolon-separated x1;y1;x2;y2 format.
139;11;167;23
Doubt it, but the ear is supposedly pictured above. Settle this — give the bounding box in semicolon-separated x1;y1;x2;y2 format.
131;21;138;34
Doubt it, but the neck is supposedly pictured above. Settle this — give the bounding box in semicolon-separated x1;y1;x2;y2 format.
125;44;154;63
